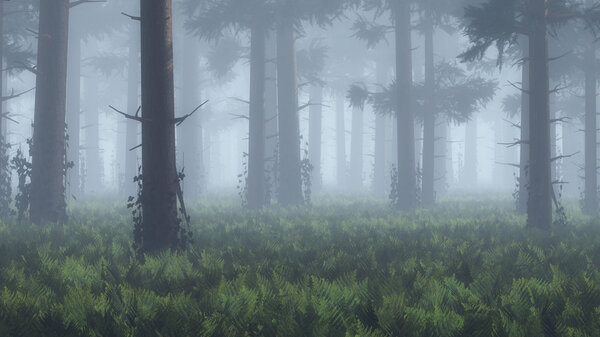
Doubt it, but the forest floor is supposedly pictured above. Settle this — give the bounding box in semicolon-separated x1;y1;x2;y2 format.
0;196;599;336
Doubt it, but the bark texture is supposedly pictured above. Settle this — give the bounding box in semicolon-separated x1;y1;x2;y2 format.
526;0;552;230
30;0;70;223
125;23;140;196
518;38;530;214
139;0;179;251
66;28;81;199
422;19;435;205
584;38;597;214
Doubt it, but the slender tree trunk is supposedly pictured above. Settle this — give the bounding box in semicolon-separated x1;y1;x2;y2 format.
350;105;363;189
66;28;81;199
462;116;478;186
309;85;322;193
30;0;69;223
178;37;203;199
394;0;416;209
247;24;266;209
527;0;552;230
373;62;387;196
518;37;530;214
422;18;435;205
276;21;302;205
584;37;597;213
336;91;346;188
265;33;278;200
84;76;101;195
126;22;140;196
139;0;179;251
435;118;447;194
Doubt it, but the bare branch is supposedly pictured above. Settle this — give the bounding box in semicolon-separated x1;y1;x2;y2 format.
498;140;529;148
507;80;529;94
69;0;105;9
129;143;142;151
495;161;521;168
121;11;141;21
1;87;34;102
551;152;579;163
108;105;150;123
173;100;208;126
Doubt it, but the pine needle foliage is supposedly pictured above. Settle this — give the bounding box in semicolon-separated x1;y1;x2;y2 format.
0;200;599;336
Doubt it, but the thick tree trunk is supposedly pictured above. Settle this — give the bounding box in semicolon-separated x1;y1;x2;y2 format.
350;105;363;189
336;91;346;188
247;24;266;209
526;0;552;230
276;21;302;205
66;28;80;199
84;77;101;195
422;19;435;205
394;1;416;209
518;37;530;214
125;23;140;196
584;39;597;214
265;33;278;200
30;0;69;223
139;0;179;251
308;86;322;193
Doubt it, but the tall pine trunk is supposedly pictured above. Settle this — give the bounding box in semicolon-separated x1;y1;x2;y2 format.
373;61;387;196
265;33;278;199
308;86;322;193
126;22;140;196
336;91;346;188
527;0;552;230
30;0;69;223
463;116;478;186
66;28;81;199
350;105;363;189
394;0;416;209
84;76;101;195
247;24;266;209
139;0;179;251
422;18;435;205
518;38;530;214
276;21;302;205
584;37;597;213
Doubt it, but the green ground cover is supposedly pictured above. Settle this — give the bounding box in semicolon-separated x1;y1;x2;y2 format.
0;198;599;336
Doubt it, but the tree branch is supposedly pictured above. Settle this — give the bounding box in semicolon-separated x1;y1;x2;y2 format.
173;100;208;126
108;105;149;123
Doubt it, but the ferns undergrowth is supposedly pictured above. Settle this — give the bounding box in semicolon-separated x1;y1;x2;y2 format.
0;198;599;336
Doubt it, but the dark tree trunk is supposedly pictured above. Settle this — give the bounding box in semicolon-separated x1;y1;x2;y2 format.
66;27;81;199
422;18;435;205
247;24;266;209
526;0;552;230
30;0;69;223
139;0;179;251
84;77;101;195
584;38;597;214
336;91;346;188
308;86;322;193
518;37;530;214
126;22;140;196
350;105;363;189
276;21;302;205
394;1;417;209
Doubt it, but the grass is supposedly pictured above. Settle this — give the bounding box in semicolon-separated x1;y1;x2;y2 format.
0;197;599;336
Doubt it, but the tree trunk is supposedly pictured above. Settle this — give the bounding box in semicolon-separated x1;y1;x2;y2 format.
350;105;363;189
30;0;69;223
276;21;302;205
526;0;552;230
308;85;322;193
66;28;81;199
518;37;530;214
584;37;597;214
178;37;203;200
125;22;140;197
462;116;478;186
265;33;278;200
394;0;417;210
435;117;447;194
373;61;387;196
422;18;435;205
139;0;179;251
247;24;266;209
84;76;101;195
336;91;346;188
